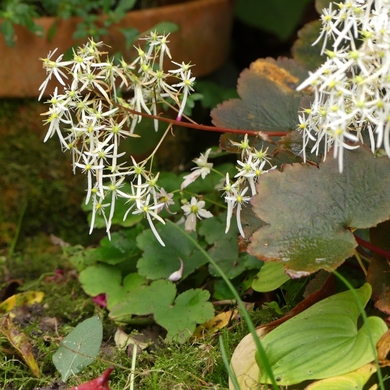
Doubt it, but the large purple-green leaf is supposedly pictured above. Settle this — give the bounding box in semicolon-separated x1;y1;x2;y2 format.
211;58;308;133
292;20;328;72
248;146;390;277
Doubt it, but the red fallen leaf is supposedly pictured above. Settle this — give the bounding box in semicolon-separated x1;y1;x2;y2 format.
69;367;113;390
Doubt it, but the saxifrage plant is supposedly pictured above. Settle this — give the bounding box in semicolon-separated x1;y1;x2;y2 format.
39;0;390;387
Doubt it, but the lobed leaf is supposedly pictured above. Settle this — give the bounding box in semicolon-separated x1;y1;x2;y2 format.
292;20;328;71
109;281;214;343
136;223;208;280
79;264;122;297
109;279;176;318
211;58;308;133
154;289;214;343
248;146;390;277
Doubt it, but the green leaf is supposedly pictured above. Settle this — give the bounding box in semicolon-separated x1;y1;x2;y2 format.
109;281;214;342
235;0;313;41
305;363;376;390
115;0;137;14
94;227;142;265
136;223;208;280
53;316;103;382
79;264;122;296
195;81;238;110
248;146;390;277
47;20;58;42
65;246;99;272
119;27;139;50
252;262;290;292
148;21;179;35
199;214;262;279
211;58;308;133
256;283;387;385
292;21;329;71
154;289;214;343
107;272;147;310
0;20;15;47
109;279;177;319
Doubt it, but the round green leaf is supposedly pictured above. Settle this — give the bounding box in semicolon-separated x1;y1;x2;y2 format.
109;279;176;319
252;262;290;292
79;264;122;296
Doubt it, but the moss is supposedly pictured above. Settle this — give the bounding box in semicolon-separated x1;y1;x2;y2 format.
0;99;89;247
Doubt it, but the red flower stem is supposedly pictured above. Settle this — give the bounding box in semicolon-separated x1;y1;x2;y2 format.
354;234;390;258
118;103;289;140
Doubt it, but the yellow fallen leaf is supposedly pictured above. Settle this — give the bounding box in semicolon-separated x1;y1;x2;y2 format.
0;315;40;377
0;291;44;315
114;328;150;350
377;329;390;366
305;363;377;390
229;327;268;390
192;310;238;340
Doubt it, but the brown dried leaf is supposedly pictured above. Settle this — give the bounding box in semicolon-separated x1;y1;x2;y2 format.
0;315;40;377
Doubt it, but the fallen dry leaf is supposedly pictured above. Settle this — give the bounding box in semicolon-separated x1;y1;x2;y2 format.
192;310;238;340
0;314;40;377
377;329;390;366
69;367;113;390
0;291;44;315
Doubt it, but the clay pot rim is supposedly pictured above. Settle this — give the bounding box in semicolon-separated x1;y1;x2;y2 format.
31;0;232;25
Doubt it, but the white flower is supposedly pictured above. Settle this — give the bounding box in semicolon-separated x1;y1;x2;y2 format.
224;187;251;238
172;69;195;121
74;155;105;204
156;188;175;213
39;48;73;100
181;197;213;232
296;0;390;170
132;194;166;247
181;149;213;189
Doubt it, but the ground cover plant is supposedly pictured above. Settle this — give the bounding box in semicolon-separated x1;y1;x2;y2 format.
1;0;390;389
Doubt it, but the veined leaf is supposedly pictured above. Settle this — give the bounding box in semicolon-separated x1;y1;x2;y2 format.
53;316;103;382
211;58;308;133
256;284;386;385
249;146;390;277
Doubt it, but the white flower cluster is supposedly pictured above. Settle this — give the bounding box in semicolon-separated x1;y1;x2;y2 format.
39;33;196;245
297;0;390;171
223;135;275;238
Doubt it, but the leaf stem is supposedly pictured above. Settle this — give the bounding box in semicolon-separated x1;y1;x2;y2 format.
354;234;390;259
117;102;288;140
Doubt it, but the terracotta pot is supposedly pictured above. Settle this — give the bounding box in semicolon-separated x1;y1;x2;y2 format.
0;0;234;98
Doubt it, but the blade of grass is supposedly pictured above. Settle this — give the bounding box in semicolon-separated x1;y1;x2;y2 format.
8;201;28;258
166;220;279;390
219;334;240;390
